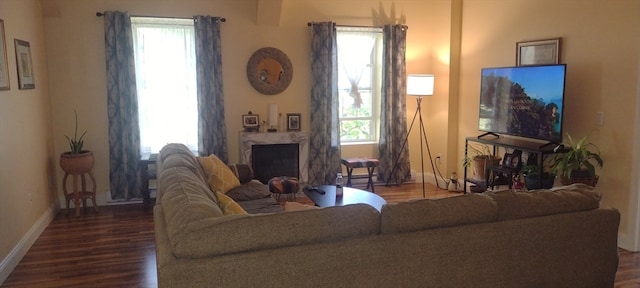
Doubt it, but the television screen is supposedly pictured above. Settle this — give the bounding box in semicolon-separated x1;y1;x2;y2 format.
478;64;566;143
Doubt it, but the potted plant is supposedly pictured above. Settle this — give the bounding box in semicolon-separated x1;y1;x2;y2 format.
550;133;603;187
59;111;94;174
521;164;555;190
462;142;501;181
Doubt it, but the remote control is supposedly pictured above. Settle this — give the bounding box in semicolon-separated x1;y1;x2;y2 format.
304;185;326;194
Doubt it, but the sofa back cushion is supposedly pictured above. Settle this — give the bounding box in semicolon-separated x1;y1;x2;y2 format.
485;183;601;221
159;167;224;246
156;143;208;203
380;194;498;234
171;204;381;258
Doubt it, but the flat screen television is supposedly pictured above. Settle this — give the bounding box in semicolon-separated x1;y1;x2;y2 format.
478;64;566;143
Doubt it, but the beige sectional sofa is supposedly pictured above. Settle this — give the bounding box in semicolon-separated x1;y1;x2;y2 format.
154;143;620;288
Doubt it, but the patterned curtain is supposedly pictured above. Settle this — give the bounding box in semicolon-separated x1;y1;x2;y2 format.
104;11;141;200
194;16;228;161
309;22;342;185
378;24;410;184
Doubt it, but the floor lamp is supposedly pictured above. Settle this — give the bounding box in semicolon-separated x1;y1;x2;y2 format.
386;74;439;198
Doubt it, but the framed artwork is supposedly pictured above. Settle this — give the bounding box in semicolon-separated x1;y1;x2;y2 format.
242;113;260;132
287;113;301;131
502;152;521;169
14;39;35;89
516;38;561;66
0;19;9;91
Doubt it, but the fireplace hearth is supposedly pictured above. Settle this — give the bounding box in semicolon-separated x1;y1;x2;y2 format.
240;132;309;183
251;143;299;184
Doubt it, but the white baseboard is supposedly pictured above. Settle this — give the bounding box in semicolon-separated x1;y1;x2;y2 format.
0;203;58;285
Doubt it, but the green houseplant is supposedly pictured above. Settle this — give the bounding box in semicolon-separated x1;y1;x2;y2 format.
550;133;603;187
59;111;94;175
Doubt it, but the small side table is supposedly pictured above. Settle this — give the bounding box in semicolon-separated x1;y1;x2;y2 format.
140;153;158;210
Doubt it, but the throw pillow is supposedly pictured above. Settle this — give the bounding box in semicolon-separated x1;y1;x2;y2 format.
226;180;272;201
215;191;248;215
197;154;241;193
227;163;254;184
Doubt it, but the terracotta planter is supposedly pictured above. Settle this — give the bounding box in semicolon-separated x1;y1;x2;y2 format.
60;151;95;174
560;174;599;187
472;156;501;180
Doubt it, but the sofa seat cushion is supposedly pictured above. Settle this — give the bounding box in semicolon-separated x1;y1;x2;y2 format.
170;204;380;258
237;197;284;214
197;154;241;193
159;167;224;245
380;194;498;234
485;183;601;221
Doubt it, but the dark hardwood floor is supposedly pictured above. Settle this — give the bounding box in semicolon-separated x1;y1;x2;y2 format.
3;183;639;287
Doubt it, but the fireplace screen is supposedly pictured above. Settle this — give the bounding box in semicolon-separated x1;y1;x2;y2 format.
251;143;299;184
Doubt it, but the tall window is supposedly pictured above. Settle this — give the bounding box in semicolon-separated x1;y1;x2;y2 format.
131;17;198;154
336;27;383;143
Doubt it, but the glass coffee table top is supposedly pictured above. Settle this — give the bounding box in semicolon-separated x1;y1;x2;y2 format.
303;185;386;212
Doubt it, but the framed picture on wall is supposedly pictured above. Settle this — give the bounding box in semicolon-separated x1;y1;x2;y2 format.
516;38;561;66
0;19;9;91
287;113;301;131
14;39;35;89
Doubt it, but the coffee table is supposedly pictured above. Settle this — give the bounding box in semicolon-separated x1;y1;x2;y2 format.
303;185;387;212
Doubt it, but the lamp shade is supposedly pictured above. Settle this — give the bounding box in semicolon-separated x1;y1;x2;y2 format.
407;74;434;96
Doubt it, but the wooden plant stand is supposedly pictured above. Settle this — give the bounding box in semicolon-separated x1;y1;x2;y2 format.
62;170;98;217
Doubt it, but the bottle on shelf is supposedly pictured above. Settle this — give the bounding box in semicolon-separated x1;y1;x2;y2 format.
335;172;344;198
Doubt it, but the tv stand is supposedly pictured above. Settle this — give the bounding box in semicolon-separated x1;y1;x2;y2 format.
463;136;566;193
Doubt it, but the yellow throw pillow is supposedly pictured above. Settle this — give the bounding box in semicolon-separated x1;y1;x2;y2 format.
197;154;241;193
215;191;248;215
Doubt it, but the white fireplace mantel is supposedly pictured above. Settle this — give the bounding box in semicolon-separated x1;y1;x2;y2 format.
239;132;309;183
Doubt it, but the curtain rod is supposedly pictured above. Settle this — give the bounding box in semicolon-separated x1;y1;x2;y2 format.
306;22;406;29
96;12;226;22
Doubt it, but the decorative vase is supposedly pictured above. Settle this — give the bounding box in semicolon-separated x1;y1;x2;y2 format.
60;151;95;174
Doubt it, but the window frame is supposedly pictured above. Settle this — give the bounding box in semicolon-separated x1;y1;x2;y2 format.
336;26;383;144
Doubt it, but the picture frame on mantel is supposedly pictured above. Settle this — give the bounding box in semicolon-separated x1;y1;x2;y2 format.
287;113;301;131
242;113;260;132
516;38;561;66
14;39;35;89
0;19;9;91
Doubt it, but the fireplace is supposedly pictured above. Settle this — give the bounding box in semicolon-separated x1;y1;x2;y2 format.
251;143;299;184
240;132;309;183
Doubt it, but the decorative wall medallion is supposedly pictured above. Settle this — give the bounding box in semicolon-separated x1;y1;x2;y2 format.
246;47;293;95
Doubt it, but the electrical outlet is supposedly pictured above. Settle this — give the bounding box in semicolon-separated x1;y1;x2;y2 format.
28;192;33;206
436;153;442;164
595;112;604;127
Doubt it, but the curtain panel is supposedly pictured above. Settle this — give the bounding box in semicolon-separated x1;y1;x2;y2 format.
104;11;142;200
378;24;410;184
309;22;342;185
194;16;228;161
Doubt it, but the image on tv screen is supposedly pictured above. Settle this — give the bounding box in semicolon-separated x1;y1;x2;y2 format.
478;64;566;142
